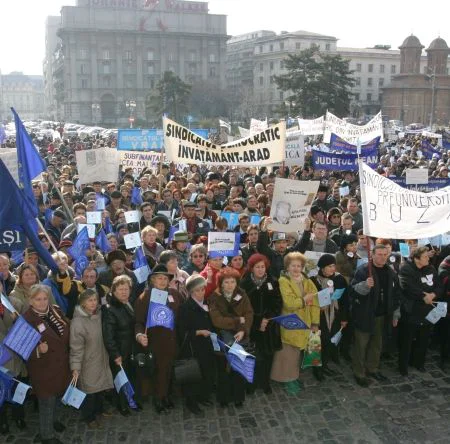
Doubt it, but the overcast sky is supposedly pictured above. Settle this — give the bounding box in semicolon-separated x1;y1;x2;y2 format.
1;0;448;75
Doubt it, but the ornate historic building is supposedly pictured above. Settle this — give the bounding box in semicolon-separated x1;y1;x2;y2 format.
381;35;450;126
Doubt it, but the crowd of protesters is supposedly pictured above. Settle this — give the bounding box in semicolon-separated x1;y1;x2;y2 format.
0;127;450;443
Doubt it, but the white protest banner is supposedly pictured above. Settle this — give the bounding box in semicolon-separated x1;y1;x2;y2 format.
359;161;450;239
297;116;325;136
208;232;239;258
75;148;120;185
324;111;383;144
250;118;268;134
238;127;250;138
119;151;166;176
0;149;20;186
163;117;285;167
405;168;429;185
285;132;305;167
269;178;320;232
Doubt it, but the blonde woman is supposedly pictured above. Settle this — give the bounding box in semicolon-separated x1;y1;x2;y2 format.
141;225;164;265
271;252;320;394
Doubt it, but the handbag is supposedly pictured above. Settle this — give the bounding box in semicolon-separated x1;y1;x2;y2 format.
174;334;202;384
130;341;156;375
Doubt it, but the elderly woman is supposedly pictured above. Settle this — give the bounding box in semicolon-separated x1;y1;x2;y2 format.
240;254;282;394
23;284;71;443
134;265;183;414
0;283;27;434
177;275;216;414
171;231;190;270
182;244;207;275
102;275;137;416
311;254;349;381
0;253;16;295
141;225;164;266
159;251;189;300
70;289;114;429
271;252;320;395
209;268;254;408
11;264;51;309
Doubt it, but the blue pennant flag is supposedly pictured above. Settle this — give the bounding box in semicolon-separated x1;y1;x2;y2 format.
271;313;309;330
11;107;47;218
104;216;114;234
0;343;12;366
0;370;15;407
44;208;54;224
421;139;441;159
329;134;380;153
131;187;143;206
122;381;138;409
168;225;179;242
133;247;148;269
68;227;90;260
226;350;256;384
74;256;90;279
443;130;450;150
95;229;112;254
3;316;42;361
146;302;174;330
0;160;58;273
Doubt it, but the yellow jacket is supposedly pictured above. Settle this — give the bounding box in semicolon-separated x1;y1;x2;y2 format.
279;273;320;350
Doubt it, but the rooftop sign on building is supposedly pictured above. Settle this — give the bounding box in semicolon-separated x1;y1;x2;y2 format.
78;0;208;12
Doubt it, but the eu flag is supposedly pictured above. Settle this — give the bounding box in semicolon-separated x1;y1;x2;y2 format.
95;229;112;254
133;246;148;269
68;227;90;260
271;313;309;330
146;302;174;329
131;187;143;206
11;108;47;218
103;216;114;234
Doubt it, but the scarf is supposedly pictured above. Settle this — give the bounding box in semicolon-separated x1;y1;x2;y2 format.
34;306;66;337
251;273;267;289
223;291;233;303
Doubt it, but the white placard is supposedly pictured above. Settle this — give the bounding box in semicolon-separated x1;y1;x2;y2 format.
318;288;332;307
134;266;150;284
297;116;325;136
208;232;237;253
75;147;120;185
150;288;169;305
157;211;171;220
86;211;102;224
124;232;142;249
77;224;96;239
125;210;140;224
405;168;429;185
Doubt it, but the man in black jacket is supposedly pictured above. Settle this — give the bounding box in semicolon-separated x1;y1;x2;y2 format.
350;245;401;387
298;220;339;254
398;246;444;375
438;255;450;369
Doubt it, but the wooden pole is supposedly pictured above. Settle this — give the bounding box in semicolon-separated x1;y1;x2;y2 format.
35;218;58;253
366;236;373;277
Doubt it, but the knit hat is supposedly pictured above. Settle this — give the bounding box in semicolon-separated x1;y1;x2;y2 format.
317;254;336;269
185;275;207;294
340;234;358;250
173;231;189;242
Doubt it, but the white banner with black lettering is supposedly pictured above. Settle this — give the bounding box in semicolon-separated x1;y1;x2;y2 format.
324;111;383;144
359;161;450;239
119;150;166;176
269;178;320;232
75;148;120;185
297;116;325;136
163;117;285;166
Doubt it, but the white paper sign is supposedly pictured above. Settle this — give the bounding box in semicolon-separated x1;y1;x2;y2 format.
269;178;320;232
435;302;448;318
77;224;96;239
208;232;237;253
150;288;169;305
125;210;140;224
134;266;150;284
157;211;171;220
318;288;332;307
426;307;442;324
124;232;142;249
75;147;120;185
405;168;429;185
86;211;102;224
12;382;31;405
178;219;187;232
359;161;450;239
0;149;20;186
297;116;325;136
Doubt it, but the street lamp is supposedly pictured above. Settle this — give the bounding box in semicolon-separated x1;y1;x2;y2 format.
425;67;436;130
126;100;136;128
91;103;100;126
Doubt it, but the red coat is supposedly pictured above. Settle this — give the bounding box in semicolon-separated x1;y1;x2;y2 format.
23;306;71;399
200;264;222;299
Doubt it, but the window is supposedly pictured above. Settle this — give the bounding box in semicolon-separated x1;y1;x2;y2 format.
380;64;385;73
168;53;174;61
354;93;360;101
325;43;331;51
269;44;273;52
80;64;87;75
367;93;372;102
81;79;88;89
367;78;373;86
209;53;216;63
368;64;373;73
209;67;216;77
147;49;154;60
259;45;263;53
259;63;263;72
355;77;361;86
279;91;284;100
102;62;110;74
124;50;133;61
102;49;111;60
79;48;88;59
280;60;284;69
270;61;274;70
295;42;301;50
391;64;396;74
147;63;154;75
379;78;384;86
103;76;111;88
259;76;263;86
189;51;196;62
280;42;284;50
356;63;362;72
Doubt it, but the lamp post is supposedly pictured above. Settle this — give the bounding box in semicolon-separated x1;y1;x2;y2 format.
91;103;100;126
126;100;136;128
426;67;436;130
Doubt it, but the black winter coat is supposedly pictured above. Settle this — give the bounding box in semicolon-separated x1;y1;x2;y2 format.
240;273;282;354
399;260;444;324
102;295;135;361
350;262;401;333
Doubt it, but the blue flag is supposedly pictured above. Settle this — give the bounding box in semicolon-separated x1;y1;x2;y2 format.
312;146;378;171
0;160;58;273
11;107;47;218
95;229;112;254
133;247;148;269
226;351;256;384
271;313;309;330
131;187;143;206
443;130;450;150
0;125;6;145
0;370;15;407
44;208;54;224
122;381;138;409
68;227;90;260
3;316;42;361
104;216;114;234
146;302;174;329
0;343;12;366
421;139;441;159
329;134;380;153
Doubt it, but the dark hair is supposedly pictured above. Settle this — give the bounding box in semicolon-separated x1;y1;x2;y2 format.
411;246;429;260
159;250;178;265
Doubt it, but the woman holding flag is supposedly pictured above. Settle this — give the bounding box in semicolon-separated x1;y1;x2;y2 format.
270;252;320;395
134;264;183;414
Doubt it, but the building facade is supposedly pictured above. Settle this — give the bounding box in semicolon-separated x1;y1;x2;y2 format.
0;72;45;121
46;0;227;125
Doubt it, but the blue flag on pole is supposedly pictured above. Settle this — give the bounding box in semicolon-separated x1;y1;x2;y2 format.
146;302;174;329
131;187;143;206
443;130;450;150
0;370;15;407
226;351;256;383
11;107;47;218
3;316;42;361
103;216;114;234
271;313;309;330
44;208;54;224
95;229;112;254
133;247;148;269
0;125;6;145
68;227;90;260
329;134;380;153
421;139;441;159
0;160;58;273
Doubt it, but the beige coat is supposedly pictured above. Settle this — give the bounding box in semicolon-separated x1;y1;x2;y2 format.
0;295;27;377
69;305;113;394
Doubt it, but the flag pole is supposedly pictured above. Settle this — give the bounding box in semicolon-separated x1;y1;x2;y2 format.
48;175;74;224
35;218;58;253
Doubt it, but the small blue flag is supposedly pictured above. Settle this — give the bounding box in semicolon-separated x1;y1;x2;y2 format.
44;208;54;224
131;187;143;206
74;256;90;279
104;216;114;234
68;227;91;260
122;381;138;409
146;302;174;330
271;313;309;330
0;344;12;366
226;351;256;384
421;139;441;159
0;370;15;407
331;288;345;301
168;225;179;242
3;316;42;361
0;125;6;145
133;247;148;269
95;229;112;254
